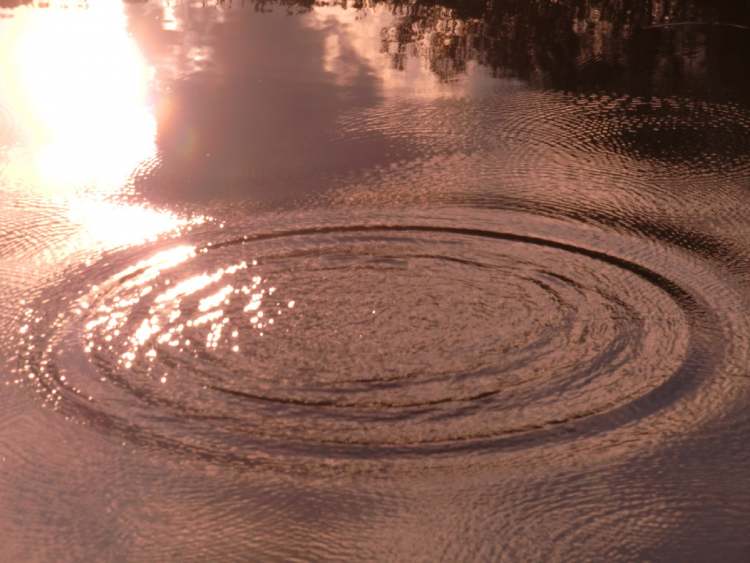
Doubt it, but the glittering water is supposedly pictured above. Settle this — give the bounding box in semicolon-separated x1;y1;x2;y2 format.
14;211;746;465
2;1;750;561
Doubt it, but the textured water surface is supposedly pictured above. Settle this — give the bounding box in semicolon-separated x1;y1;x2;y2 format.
2;0;750;561
13;210;748;464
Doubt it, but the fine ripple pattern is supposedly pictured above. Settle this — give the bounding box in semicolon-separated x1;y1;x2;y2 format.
13;211;745;467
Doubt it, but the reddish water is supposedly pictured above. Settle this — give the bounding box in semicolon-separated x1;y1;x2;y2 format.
2;1;750;560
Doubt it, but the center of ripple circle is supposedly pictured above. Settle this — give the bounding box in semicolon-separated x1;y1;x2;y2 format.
31;226;692;453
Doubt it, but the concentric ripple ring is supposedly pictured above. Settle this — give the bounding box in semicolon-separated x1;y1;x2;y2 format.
14;211;739;465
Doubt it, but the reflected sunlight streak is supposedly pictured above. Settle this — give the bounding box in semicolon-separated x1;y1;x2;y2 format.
1;1;156;192
0;2;210;255
67;200;194;249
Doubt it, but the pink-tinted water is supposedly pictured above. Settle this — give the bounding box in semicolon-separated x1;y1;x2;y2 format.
2;1;750;560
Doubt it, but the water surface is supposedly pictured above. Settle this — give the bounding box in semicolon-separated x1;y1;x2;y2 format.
2;0;750;560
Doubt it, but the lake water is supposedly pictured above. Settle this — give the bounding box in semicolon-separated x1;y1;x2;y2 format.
2;0;750;560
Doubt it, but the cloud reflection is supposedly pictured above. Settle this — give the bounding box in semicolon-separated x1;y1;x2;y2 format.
310;4;498;98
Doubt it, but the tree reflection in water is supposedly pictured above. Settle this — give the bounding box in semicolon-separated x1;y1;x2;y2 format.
120;0;750;99
340;0;749;99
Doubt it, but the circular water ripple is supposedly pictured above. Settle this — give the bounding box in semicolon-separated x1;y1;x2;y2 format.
13;211;741;464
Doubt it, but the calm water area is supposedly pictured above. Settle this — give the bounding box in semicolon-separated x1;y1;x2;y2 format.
1;0;750;560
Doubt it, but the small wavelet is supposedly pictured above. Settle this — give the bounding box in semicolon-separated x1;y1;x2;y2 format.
12;209;748;469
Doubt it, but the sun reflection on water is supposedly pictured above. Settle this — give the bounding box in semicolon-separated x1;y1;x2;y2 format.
0;1;208;256
68;245;289;383
67;200;203;251
1;0;156;193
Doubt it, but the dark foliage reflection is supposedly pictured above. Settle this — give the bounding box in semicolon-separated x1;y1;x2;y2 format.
363;0;750;98
136;0;750;100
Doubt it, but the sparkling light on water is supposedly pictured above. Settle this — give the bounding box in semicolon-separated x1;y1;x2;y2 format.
1;1;156;193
